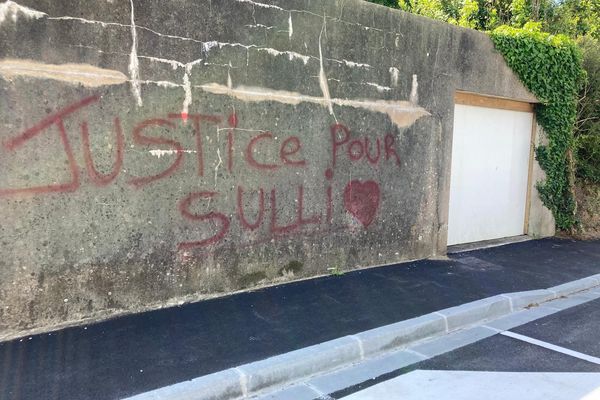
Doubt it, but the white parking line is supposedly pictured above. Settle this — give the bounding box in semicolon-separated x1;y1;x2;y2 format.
501;331;600;365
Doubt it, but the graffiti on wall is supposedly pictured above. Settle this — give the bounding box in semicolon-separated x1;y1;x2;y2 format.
0;0;432;256
0;94;411;254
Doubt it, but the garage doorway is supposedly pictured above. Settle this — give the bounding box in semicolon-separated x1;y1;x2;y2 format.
447;92;535;246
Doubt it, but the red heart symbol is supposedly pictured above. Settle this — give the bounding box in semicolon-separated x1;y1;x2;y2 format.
343;180;380;228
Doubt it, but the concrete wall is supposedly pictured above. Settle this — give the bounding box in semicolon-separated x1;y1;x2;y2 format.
0;0;546;339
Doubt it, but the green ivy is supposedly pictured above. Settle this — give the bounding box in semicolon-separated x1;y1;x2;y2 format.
490;23;586;230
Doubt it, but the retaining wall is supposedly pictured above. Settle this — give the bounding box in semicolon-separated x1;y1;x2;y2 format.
0;0;547;338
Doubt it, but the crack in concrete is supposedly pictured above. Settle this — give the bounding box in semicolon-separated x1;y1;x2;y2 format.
128;0;142;107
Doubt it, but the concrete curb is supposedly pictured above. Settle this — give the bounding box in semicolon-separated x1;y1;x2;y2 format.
125;273;600;400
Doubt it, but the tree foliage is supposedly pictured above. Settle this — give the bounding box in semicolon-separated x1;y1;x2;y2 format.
545;0;600;39
369;0;600;37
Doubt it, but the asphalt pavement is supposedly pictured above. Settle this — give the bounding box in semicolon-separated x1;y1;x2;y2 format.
335;297;600;399
1;237;600;400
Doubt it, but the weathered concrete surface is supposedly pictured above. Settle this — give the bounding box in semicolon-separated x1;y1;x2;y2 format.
0;0;544;339
528;124;556;238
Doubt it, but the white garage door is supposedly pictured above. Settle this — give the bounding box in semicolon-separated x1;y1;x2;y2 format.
447;101;533;246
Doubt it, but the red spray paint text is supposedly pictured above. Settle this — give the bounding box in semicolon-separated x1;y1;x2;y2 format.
1;96;402;252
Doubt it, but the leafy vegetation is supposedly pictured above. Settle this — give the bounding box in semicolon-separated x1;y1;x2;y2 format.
491;24;585;228
575;36;600;183
368;0;599;37
577;135;600;182
369;0;598;230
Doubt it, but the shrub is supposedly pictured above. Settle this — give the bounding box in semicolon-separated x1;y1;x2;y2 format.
576;134;600;182
574;36;600;183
